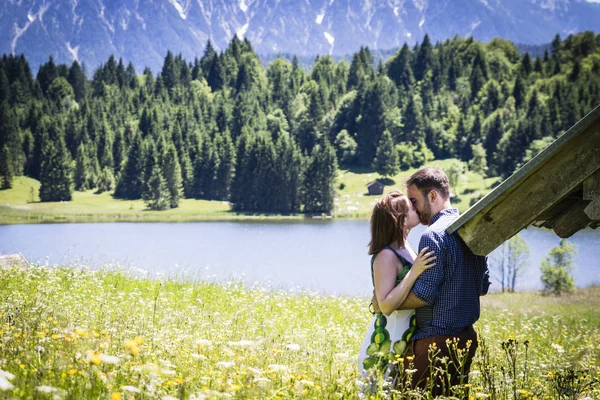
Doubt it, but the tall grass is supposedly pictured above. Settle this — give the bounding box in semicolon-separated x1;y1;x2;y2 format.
0;265;598;399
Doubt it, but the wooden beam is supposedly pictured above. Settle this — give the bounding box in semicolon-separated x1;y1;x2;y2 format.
535;195;579;220
547;199;592;238
455;116;600;255
583;169;600;220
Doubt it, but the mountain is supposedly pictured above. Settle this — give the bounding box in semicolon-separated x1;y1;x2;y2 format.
2;0;599;73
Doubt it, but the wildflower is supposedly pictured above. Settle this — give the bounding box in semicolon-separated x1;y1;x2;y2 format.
551;343;565;354
125;339;140;356
100;354;121;365
0;370;15;381
216;361;235;369
247;367;263;375
0;375;14;391
162;396;179;400
228;340;257;348
286;343;301;351
36;386;66;397
121;386;141;394
268;364;290;372
221;347;235;356
196;339;213;348
405;369;418;374
111;392;122;400
35;345;45;354
68;369;78;375
161;369;177;376
254;377;271;385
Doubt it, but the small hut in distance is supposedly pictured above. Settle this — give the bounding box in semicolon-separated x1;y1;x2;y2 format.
367;181;385;195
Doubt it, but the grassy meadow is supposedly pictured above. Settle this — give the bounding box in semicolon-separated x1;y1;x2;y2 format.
0;160;497;224
1;264;599;399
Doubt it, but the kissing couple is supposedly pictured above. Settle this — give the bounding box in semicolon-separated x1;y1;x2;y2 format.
358;167;491;397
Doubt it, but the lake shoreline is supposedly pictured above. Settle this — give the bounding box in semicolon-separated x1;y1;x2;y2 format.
0;206;370;225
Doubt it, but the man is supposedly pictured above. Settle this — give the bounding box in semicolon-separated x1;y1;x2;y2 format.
374;167;490;396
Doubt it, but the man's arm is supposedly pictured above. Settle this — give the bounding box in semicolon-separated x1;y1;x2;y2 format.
396;291;428;309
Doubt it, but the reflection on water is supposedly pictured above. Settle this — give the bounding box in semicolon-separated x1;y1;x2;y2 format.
0;221;598;296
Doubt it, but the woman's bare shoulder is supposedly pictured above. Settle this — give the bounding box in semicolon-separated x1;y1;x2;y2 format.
373;248;399;268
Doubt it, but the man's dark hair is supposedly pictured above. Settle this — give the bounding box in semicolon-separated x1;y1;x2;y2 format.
406;167;450;200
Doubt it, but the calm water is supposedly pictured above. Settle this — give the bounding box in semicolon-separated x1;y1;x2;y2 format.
0;221;598;296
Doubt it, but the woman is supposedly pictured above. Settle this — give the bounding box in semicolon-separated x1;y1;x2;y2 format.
357;190;436;377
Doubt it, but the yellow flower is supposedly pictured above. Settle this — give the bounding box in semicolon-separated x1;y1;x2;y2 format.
175;378;184;384
39;332;46;339
91;352;102;366
75;329;88;337
125;340;140;356
68;369;77;375
111;392;122;400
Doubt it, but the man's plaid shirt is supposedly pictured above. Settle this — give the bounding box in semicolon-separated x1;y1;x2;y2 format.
411;208;490;340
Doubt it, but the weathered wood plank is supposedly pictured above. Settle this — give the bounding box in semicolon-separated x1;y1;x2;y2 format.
455;116;600;255
546;200;592;238
583;169;600;220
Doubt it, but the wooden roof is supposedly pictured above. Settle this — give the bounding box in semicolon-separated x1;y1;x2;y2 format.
447;104;600;256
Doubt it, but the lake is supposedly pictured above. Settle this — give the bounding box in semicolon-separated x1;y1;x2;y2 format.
1;221;598;296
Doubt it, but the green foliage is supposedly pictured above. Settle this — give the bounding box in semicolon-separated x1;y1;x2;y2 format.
96;166;115;194
143;164;169;211
0;144;14;189
38;128;73;202
163;144;183;208
2;31;600;211
541;239;577;295
334;129;357;165
303;141;338;214
446;160;468;195
469;143;488;177
372;130;399;178
2;265;600;399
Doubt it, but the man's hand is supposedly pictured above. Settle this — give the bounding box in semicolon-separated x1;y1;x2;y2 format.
371;289;381;314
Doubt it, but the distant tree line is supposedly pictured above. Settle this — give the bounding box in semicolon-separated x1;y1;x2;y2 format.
1;32;599;213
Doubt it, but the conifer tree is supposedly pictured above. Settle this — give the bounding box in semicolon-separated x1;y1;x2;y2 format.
114;134;144;199
372;130;399;178
303;141;338;214
39;130;73;202
0;145;14;189
113;129;126;176
144;164;169;211
469;143;488;176
73;144;89;191
96;167;115;194
163;144;183;208
68;61;87;101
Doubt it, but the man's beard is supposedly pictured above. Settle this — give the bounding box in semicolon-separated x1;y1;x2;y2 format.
419;200;433;225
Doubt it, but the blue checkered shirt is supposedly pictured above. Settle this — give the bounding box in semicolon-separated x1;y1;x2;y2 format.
411;208;490;340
